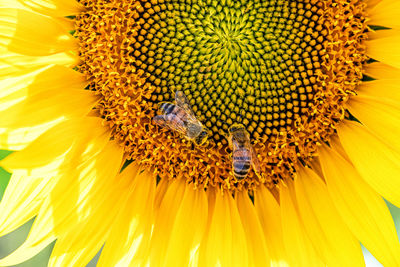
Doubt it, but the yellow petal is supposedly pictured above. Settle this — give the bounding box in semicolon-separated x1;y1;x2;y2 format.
0;121;116;266
254;186;288;267
0;67;46;106
368;0;382;9
97;165;156;267
0;233;55;266
356;79;400;105
48;144;126;267
319;144;400;266
0;120;79;173
154;177;169;210
195;187;216;267
236;190;270;267
0;120;61;151
164;184;208;267
309;157;324;179
347;94;400;153
24;141;121;267
295;166;365;266
0;8;77;56
0;51;78;79
329;134;352;162
226;192;249;267
0;64;86;102
280;182;324;267
337;121;400;208
368;29;400;40
0;171;52;236
366;30;400;68
364;62;400;80
149;178;186;266
368;1;400;29
36;139;122;235
0;65;89;150
0;0;27;10
0;64;88;148
0;86;97;130
0;117;105;173
198;189;248;267
16;0;84;17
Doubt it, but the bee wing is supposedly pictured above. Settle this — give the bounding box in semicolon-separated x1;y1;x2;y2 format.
153;114;187;135
250;145;261;174
241;128;261;174
175;90;197;119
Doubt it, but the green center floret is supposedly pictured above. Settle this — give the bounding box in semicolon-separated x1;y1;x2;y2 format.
132;0;325;144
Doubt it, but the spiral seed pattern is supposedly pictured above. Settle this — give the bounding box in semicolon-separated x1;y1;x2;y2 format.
132;0;325;142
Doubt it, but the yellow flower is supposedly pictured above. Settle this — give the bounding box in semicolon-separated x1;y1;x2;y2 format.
1;0;400;266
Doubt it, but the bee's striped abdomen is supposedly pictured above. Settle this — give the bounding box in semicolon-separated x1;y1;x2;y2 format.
232;148;251;180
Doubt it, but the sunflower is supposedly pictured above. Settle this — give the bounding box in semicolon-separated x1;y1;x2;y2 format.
0;0;400;266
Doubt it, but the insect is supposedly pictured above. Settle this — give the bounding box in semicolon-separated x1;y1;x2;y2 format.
153;90;209;145
228;123;261;180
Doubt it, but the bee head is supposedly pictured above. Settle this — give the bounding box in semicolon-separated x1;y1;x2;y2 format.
229;123;245;134
194;130;208;146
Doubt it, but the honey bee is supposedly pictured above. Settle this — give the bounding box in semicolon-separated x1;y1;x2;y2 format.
228;123;261;180
153;90;209;145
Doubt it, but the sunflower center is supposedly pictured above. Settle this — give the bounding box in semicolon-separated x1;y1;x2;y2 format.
76;0;368;192
135;0;323;142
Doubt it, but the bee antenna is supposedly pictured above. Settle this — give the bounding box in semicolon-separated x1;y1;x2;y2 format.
170;86;181;95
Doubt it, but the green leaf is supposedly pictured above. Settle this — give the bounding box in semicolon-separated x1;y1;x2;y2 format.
0;150;12;200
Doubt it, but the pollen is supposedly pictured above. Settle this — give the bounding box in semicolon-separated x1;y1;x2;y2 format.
76;0;368;192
